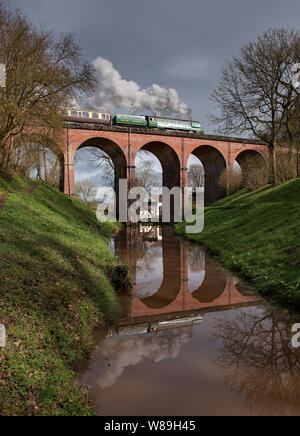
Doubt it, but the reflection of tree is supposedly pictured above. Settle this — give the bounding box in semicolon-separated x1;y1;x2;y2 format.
211;308;300;416
188;164;204;188
189;246;205;272
136;241;161;276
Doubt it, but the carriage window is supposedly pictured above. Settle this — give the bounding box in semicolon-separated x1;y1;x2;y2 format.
61;110;68;115
92;113;99;119
71;111;78;117
102;114;106;119
106;114;110;119
83;112;89;118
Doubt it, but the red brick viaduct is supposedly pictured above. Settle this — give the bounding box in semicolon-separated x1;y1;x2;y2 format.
61;121;269;209
115;226;258;326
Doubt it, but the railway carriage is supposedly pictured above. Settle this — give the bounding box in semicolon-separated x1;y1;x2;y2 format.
154;117;203;133
61;109;111;125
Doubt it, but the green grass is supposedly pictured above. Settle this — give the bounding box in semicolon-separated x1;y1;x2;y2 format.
175;179;300;311
0;175;126;416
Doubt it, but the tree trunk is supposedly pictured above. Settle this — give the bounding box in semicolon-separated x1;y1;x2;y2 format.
297;142;300;178
270;144;278;185
43;146;48;184
37;147;42;181
0;141;4;169
2;140;13;171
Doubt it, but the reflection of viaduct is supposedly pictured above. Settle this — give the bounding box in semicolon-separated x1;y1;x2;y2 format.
115;226;258;324
62;123;269;208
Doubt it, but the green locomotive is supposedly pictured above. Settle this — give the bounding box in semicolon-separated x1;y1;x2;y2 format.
113;114;203;133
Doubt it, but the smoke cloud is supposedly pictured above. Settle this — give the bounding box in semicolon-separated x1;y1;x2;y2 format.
90;328;193;389
86;57;191;119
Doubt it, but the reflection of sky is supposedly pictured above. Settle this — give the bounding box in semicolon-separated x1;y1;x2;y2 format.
189;271;205;294
91;328;193;389
80;224;267;416
188;246;206;293
81;306;296;416
136;244;163;299
136;237;209;298
108;239;115;254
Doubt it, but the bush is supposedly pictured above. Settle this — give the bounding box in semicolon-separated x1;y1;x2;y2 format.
276;151;298;184
241;151;298;191
218;169;243;195
242;155;270;191
109;264;132;294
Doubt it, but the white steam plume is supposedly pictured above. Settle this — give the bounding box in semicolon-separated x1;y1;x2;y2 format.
86;57;191;119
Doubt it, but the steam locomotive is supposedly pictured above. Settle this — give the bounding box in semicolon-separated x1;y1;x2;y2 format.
61;109;204;133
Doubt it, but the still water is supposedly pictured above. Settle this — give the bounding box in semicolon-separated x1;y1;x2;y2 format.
81;225;300;416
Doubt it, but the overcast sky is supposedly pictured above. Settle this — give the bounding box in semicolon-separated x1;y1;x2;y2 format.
9;0;300;132
8;0;300;191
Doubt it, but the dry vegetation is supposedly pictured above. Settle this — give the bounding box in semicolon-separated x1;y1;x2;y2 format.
0;2;95;174
219;150;299;195
218;169;242;195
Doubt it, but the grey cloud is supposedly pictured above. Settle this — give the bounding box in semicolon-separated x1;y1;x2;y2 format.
9;0;300;131
165;57;210;81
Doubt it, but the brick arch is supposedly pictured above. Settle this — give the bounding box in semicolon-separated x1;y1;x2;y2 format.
20;132;65;190
235;149;267;167
136;141;181;190
190;261;227;303
75;136;127;177
235;149;268;186
21;132;64;160
74;137;127;217
232;147;269;166
189;145;227;205
139;227;182;309
61;124;271;215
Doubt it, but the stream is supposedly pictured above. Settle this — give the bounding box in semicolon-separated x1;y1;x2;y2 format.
80;225;300;416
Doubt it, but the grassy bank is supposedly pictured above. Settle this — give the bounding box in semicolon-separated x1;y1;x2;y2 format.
176;179;300;311
0;175;125;416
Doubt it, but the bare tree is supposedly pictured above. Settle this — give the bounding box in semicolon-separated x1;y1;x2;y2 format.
188;164;205;188
86;148;115;188
210;28;300;184
75;179;97;204
135;160;160;193
0;2;96;171
285;98;300;176
8;142;62;187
